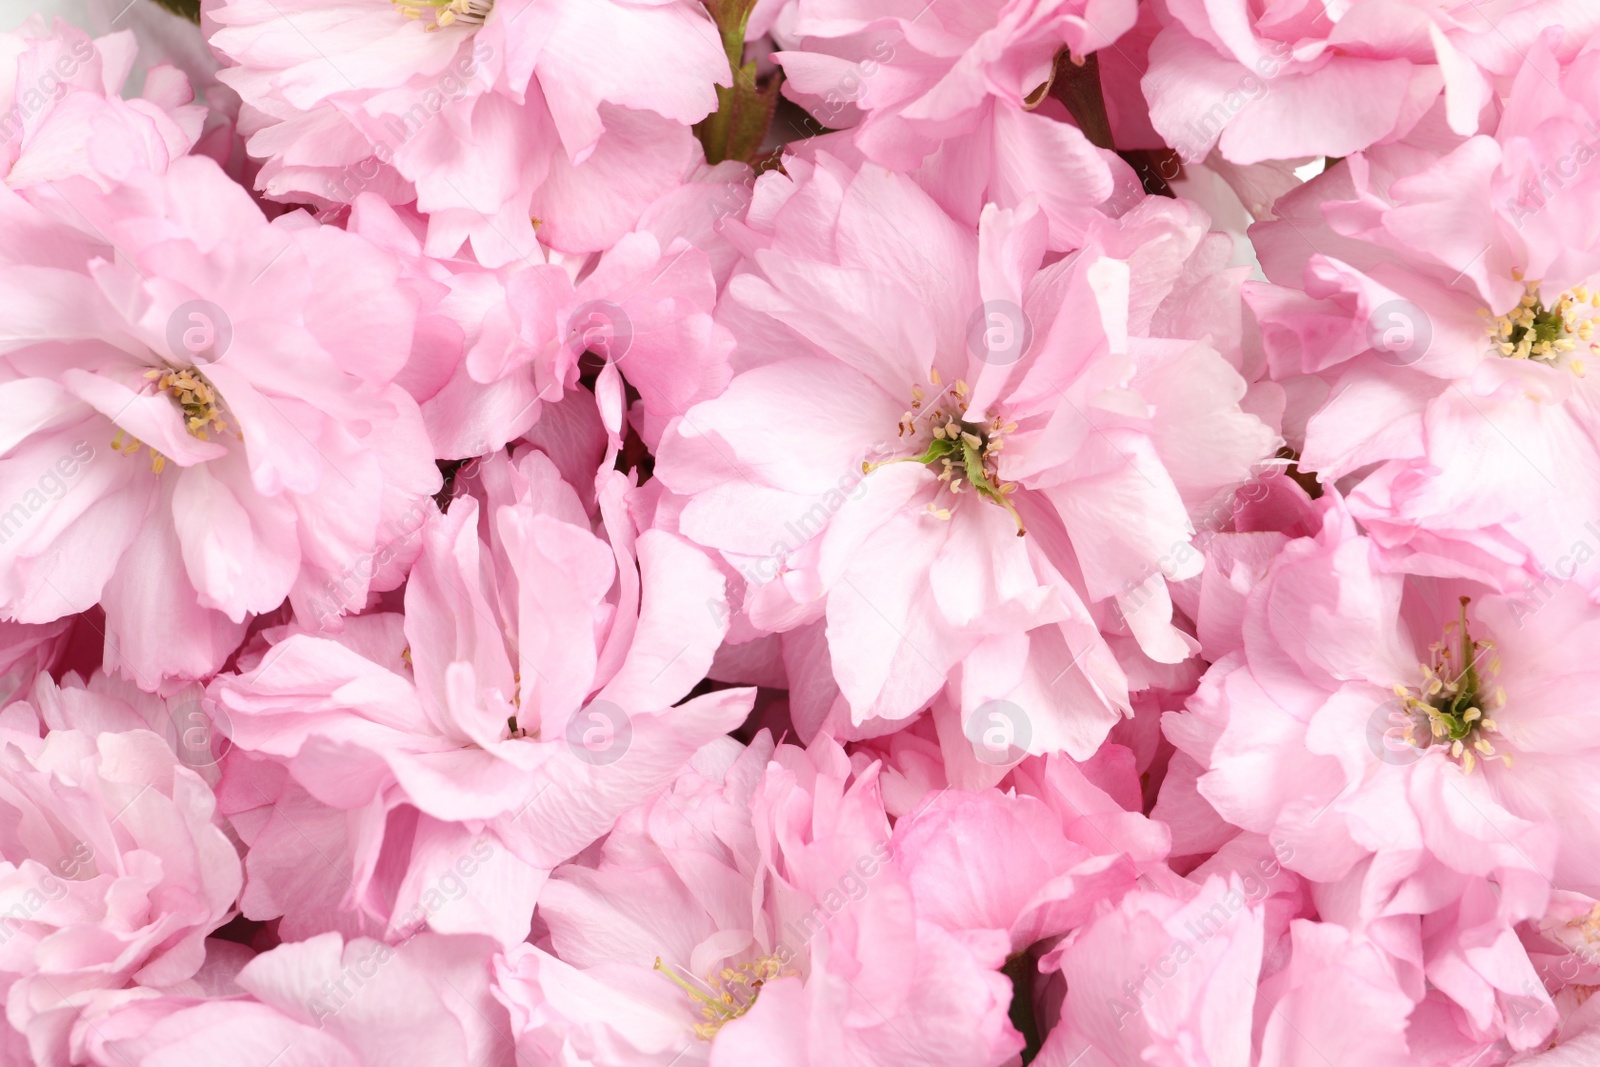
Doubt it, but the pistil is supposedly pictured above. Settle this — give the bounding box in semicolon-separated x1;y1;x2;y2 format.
864;370;1026;535
1485;281;1595;375
1389;597;1508;774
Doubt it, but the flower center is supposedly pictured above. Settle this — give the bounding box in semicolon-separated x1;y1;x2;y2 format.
862;368;1026;535
392;0;492;29
1484;280;1595;375
1388;597;1508;774
111;366;232;474
653;954;790;1040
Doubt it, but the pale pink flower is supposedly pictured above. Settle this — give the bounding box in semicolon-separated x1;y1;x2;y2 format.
1247;39;1600;598
775;0;1138;247
1143;0;1600;165
496;731;1021;1066
0;718;241;1065
655;152;1277;758
1164;495;1600;1051
0;17;205;189
79;931;513;1067
0;155;439;685
208;448;752;947
206;0;731;266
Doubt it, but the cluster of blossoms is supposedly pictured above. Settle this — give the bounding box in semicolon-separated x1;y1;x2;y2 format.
2;0;1600;1063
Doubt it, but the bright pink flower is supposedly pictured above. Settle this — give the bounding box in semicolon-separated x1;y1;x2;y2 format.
208;448;752;947
775;0;1138;247
496;731;1021;1066
0;155;439;685
655;152;1277;758
0;718;241;1066
206;0;731;266
1142;0;1600;165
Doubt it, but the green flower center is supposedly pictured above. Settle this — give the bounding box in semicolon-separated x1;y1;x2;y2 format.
863;371;1026;535
1486;281;1594;374
1392;597;1509;774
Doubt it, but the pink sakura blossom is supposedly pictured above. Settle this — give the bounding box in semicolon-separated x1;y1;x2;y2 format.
0;711;241;1066
1142;0;1600;166
0;17;205;189
205;0;731;266
1039;869;1414;1067
495;731;1021;1067
340;162;748;464
1164;495;1600;1052
775;0;1138;248
0;154;439;685
655;152;1276;760
207;447;752;948
78;931;513;1067
1247;39;1600;599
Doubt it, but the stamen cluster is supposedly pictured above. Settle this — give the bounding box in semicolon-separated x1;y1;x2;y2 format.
653;954;790;1040
1485;281;1596;375
111;366;231;474
391;0;492;29
1389;598;1509;775
869;368;1025;534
